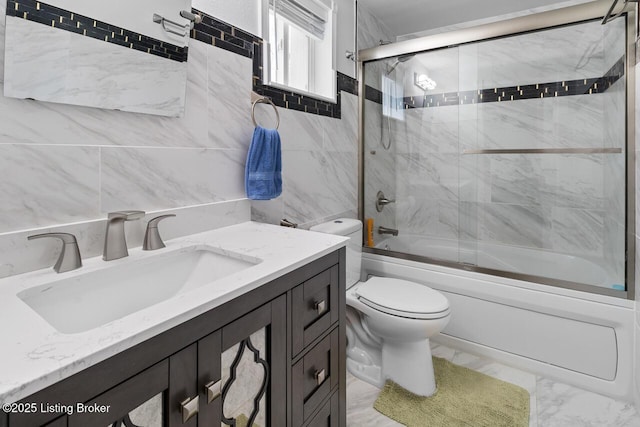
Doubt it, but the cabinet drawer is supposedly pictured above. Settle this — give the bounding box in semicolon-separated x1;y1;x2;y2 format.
292;265;339;356
292;328;339;426
304;392;339;427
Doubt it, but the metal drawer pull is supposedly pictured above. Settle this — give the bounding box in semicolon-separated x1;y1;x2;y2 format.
315;300;327;315
314;369;326;386
180;396;199;423
205;380;222;403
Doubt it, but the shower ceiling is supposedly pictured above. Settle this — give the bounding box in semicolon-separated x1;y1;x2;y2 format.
358;0;592;38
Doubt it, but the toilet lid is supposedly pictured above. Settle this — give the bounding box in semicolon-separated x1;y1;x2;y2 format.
356;276;450;319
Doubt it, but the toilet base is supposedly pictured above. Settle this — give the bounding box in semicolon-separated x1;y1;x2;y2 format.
382;338;436;396
346;332;437;396
346;357;384;388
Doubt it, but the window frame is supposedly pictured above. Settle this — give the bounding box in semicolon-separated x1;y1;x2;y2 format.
261;0;337;103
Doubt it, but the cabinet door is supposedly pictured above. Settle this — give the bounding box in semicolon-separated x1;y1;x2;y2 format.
68;359;169;427
43;417;67;427
65;344;199;427
197;296;286;427
169;344;198;427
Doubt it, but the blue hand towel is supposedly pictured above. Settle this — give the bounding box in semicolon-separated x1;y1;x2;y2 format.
245;126;282;200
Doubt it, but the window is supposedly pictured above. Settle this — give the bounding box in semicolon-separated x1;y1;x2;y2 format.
382;75;405;121
265;0;336;101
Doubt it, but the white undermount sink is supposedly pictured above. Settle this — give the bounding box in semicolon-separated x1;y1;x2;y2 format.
17;245;262;334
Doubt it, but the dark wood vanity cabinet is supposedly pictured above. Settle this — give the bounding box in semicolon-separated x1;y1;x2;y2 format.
6;249;345;427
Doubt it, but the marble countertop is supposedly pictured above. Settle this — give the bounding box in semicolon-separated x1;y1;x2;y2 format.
0;221;348;404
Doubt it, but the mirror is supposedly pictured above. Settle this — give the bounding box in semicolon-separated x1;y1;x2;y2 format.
4;0;192;117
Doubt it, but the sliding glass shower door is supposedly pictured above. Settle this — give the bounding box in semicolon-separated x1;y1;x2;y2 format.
362;17;629;295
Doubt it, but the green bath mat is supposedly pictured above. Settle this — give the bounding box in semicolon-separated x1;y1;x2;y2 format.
373;357;529;427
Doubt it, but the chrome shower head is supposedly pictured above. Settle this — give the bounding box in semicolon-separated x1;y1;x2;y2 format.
385;54;414;75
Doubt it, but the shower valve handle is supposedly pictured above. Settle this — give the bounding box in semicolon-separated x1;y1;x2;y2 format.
376;191;396;212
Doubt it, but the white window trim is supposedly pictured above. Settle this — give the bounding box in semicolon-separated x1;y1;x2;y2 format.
261;0;337;103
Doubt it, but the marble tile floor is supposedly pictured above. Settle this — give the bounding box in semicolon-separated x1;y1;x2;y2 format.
346;343;640;427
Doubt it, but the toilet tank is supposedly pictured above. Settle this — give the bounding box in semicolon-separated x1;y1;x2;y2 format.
310;219;362;288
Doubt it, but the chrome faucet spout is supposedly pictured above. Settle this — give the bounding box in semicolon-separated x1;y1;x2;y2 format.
378;226;399;237
103;210;145;261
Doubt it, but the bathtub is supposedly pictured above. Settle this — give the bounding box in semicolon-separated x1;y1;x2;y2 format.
374;234;618;290
361;249;635;401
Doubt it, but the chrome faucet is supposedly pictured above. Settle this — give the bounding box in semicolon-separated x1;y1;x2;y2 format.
28;232;82;273
103;210;145;261
378;226;399;236
376;191;396;212
280;218;298;228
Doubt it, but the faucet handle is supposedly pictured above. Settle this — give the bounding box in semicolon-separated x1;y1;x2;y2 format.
143;214;176;251
376;191;396;212
108;210;146;221
28;232;82;273
280;218;298;228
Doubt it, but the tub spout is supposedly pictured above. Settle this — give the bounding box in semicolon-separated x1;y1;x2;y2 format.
378;226;399;236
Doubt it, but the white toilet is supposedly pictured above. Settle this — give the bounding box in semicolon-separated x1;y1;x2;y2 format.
310;218;451;396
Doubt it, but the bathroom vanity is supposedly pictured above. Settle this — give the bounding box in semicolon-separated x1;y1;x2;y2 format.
0;222;347;427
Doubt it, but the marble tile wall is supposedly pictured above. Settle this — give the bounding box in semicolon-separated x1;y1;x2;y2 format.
363;97;398;233
461;19;604;91
0;2;357;277
6;0;189;62
358;2;395;92
395;105;459;244
250;91;358;229
396;0;591;41
358;4;398;243
4;17;188;117
603;17;627;288
603;80;627;285
367;19;627;283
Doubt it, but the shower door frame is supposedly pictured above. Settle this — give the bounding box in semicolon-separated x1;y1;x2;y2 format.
357;0;636;300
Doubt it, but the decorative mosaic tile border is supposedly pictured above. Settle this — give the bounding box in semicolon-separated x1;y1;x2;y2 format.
190;9;358;119
6;0;188;62
191;9;257;59
365;56;625;108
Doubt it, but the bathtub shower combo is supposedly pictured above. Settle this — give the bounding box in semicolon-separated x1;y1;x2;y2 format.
357;1;638;401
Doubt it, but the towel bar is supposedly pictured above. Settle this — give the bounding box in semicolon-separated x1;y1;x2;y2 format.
251;96;280;130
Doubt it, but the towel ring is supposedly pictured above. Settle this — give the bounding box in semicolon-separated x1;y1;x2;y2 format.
251;97;280;130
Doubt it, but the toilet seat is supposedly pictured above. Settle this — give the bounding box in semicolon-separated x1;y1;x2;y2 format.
355;276;450;320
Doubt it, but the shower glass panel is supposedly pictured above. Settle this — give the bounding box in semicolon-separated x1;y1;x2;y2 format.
362;17;628;293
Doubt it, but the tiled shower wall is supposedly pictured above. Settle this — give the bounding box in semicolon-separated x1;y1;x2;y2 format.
377;18;626;283
0;0;357;278
603;20;627;286
358;3;398;237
